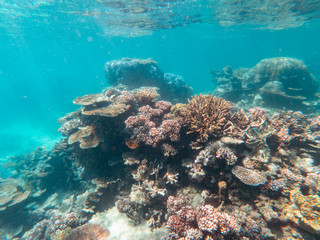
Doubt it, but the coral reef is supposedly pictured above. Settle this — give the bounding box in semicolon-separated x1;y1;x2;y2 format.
3;58;320;240
21;210;86;240
211;57;319;112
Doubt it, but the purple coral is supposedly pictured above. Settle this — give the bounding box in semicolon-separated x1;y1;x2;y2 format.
196;205;241;235
125;101;180;150
164;196;241;239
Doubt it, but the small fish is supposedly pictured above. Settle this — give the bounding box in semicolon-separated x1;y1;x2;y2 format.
108;159;121;166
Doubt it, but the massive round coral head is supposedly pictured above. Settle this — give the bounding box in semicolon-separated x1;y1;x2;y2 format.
181;94;230;142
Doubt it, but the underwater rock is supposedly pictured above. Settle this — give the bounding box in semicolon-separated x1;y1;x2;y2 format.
212;57;319;112
104;58;193;103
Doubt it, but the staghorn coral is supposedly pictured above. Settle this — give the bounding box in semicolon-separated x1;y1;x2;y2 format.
11;58;320;240
196;204;241;235
180;94;230;142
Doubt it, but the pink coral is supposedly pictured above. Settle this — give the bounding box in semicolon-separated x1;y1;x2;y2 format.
154;101;172;112
164;196;241;239
125;101;180;151
196;205;240;235
160;120;181;142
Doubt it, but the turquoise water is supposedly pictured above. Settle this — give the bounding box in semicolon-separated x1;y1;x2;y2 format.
1;1;320;239
1;1;320;159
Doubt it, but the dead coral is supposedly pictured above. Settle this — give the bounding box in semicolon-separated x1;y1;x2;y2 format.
180;94;230;142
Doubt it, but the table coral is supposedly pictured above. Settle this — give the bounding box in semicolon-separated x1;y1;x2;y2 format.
232;166;267;186
68;126;101;149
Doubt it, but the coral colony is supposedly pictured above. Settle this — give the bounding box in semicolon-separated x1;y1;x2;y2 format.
1;57;320;239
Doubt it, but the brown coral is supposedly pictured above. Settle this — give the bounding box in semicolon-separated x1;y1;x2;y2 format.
73;93;108;106
0;178;30;211
180;94;230;142
133;88;159;105
82;103;129;117
283;189;320;234
65;223;109;240
68;126;101;149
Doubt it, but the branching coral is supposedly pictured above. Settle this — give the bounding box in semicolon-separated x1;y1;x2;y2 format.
163;195;241;239
125;100;181;151
180;94;230;142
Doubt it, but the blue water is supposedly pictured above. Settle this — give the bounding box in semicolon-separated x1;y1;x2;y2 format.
1;0;320;161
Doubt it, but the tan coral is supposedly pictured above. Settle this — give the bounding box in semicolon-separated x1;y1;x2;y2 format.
73;94;108;106
231;166;267;186
82;103;129;117
133;88;159;105
0;178;30;211
68;126;101;149
180;94;230;142
283;189;320;234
